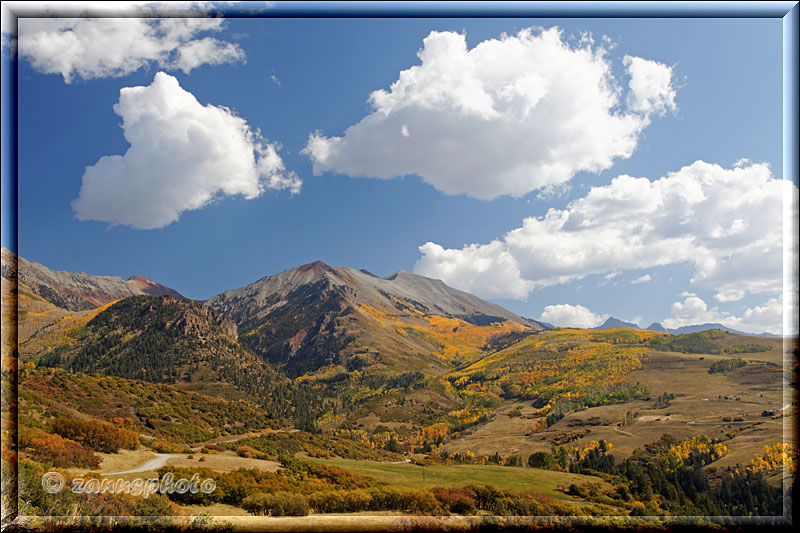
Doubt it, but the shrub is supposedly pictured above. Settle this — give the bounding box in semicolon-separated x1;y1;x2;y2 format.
528;452;557;470
242;492;309;516
709;358;747;374
134;493;176;516
308;489;372;514
567;483;585;497
28;434;101;469
432;486;477;515
236;446;267;460
51;417;139;453
306;487;441;515
505;454;525;467
369;487;441;514
467;484;553;516
630;504;647;516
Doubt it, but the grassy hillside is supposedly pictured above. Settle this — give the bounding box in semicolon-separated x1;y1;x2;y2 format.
439;328;661;435
442;331;792;489
1;278;77;353
18;300;117;363
313;458;611;500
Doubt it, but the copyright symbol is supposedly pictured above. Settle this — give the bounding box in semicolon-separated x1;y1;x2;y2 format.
42;471;65;494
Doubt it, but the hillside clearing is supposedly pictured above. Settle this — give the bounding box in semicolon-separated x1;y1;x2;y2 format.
311;458;609;501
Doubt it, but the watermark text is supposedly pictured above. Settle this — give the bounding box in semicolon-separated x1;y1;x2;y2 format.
42;472;216;498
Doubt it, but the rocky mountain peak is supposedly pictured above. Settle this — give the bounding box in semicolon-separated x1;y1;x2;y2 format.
2;247;184;311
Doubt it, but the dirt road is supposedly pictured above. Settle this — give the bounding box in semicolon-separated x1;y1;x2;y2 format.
102;453;178;475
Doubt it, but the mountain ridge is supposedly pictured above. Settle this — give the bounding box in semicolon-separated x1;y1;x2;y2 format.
206;260;545;376
209;260;542;328
587;314;780;338
646;321;781;338
592;317;640;330
1;247;184;311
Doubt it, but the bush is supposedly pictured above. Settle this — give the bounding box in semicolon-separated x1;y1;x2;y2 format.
709;358;747;374
236;446;267;460
308;489;372;514
305;487;441;515
134;493;176;516
369;487;441;514
432;487;477;515
567;483;585;497
28;434;101;469
51;417;139;453
630;504;647;516
528;452;557;470
505;454;525;467
242;492;309;516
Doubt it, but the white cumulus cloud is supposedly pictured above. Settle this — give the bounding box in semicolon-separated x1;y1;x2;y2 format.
631;274;652;285
72;72;300;230
539;304;609;329
624;55;677;115
415;160;797;306
17;14;244;82
302;27;677;200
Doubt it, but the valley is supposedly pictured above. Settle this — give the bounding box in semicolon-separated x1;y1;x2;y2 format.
1;249;795;528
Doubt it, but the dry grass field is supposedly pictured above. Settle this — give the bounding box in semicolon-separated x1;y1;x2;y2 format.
166;451;282;473
312;458;611;501
443;347;793;475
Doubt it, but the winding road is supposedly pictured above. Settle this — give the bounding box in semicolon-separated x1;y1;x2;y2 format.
102;453;178;475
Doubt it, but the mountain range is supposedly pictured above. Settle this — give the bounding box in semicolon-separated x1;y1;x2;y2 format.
3;250;550;429
3;247;780;360
3;247;790;459
592;314;779;338
3;250;542;371
205;260;545;376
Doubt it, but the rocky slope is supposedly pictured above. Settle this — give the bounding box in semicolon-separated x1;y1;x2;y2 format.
1;247;184;312
207;261;544;376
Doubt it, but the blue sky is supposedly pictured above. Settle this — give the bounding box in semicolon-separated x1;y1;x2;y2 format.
1;4;796;334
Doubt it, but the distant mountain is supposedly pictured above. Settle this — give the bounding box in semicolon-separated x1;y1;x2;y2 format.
592;317;640;330
644;321;780;338
1;247;184;311
530;318;554;330
207;260;543;376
